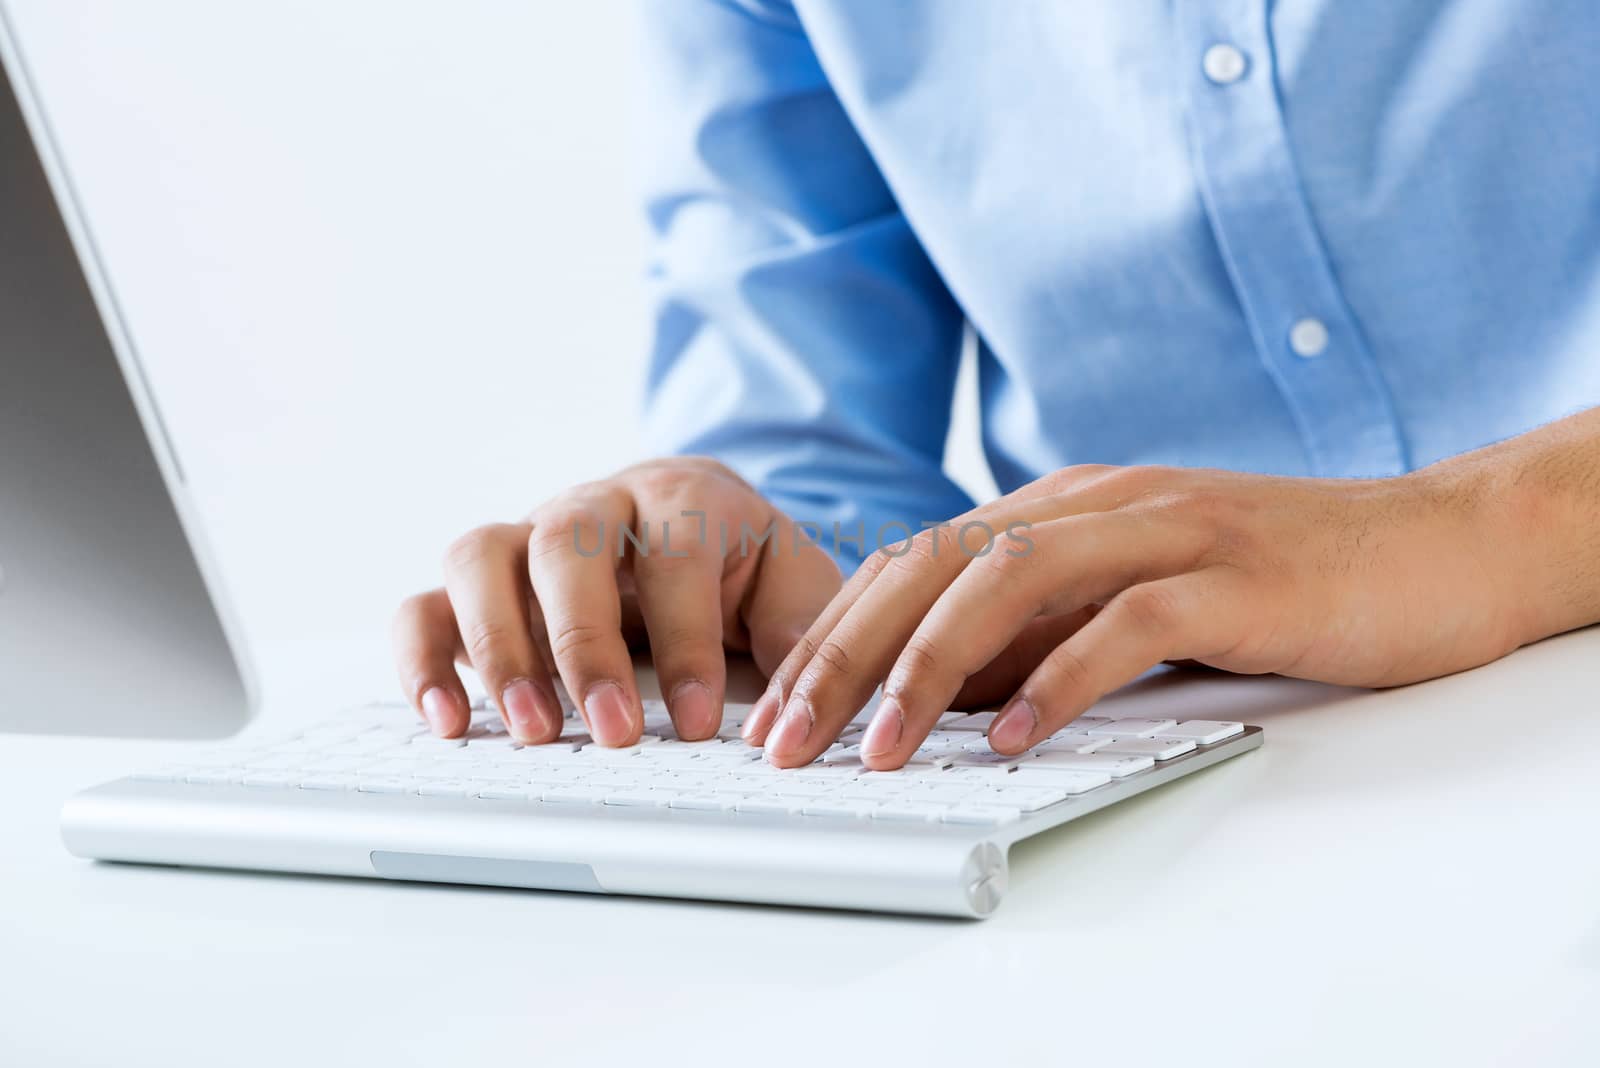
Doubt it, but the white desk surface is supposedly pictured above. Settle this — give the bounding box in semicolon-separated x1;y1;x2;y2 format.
4;631;1599;1067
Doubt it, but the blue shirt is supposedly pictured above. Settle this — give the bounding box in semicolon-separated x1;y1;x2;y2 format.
637;0;1600;566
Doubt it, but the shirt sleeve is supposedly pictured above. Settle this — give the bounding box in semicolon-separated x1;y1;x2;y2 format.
634;0;975;570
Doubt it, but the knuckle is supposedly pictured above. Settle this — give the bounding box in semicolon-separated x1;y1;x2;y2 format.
1046;646;1094;695
976;536;1040;584
529;504;603;559
1092;464;1173;502
899;634;943;676
546;619;613;664
630;464;707;502
898;529;947;568
1116;584;1183;635
393;591;432;629
1043;464;1112;493
774;634;819;688
887;634;945;696
634;533;711;571
459;617;521;672
644;621;718;664
852;547;894;585
442;526;503;574
810;636;857;679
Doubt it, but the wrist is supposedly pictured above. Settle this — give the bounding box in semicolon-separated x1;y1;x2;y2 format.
1417;438;1586;650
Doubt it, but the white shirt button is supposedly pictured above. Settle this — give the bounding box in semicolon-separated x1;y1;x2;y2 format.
1202;43;1249;85
1289;317;1330;358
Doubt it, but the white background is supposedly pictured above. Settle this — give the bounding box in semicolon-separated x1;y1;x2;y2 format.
6;0;994;714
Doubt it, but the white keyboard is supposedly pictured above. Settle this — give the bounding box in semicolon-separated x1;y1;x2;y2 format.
66;701;1261;917
130;701;1250;828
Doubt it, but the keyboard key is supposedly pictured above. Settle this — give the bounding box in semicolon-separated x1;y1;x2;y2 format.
521;767;588;786
898;783;981;804
836;780;910;799
791;763;867;781
518;736;590;755
242;754;305;771
241;772;300;789
670;793;743;812
465;738;523;755
298;758;365;774
942;711;999;731
603;790;675;808
846;695;883;727
1086;718;1176;738
641;739;726;758
409;735;467;751
801;800;874;819
763;781;836;799
1009;768;1112;793
448;768;523;784
941;766;1021;784
477;785;540;801
1097;736;1197;760
734;797;805;816
1065;716;1113;731
941;805;1021;826
296;725;364;745
1033;732;1109;754
356;760;428;778
1157;720;1245;744
414;781;475;798
539;786;609;805
951;750;1034;769
870;804;944;822
299;775;358;791
355;777;415;794
1031;752;1155;777
979;785;1071;812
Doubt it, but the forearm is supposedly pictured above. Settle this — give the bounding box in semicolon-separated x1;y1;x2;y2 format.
1428;404;1600;647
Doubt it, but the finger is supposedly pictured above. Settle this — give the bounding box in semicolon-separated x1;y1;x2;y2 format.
741;538;888;746
765;523;987;767
742;515;845;673
863;513;1211;768
442;523;564;743
745;472;1159;750
391;588;472;738
527;489;644;747
732;515;843;740
947;609;1099;708
988;570;1234;753
630;527;727;743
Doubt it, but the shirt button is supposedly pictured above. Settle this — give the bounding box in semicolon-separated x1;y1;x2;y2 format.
1289;317;1330;358
1202;43;1249;85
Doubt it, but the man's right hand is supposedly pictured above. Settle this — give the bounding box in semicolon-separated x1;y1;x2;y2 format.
391;458;842;747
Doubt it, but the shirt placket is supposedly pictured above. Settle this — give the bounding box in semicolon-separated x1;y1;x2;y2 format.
1175;0;1409;477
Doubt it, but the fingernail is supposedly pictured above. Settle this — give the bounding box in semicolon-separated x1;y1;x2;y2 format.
502;678;559;743
584;682;637;747
742;687;781;744
861;697;904;758
670;680;717;740
989;696;1038;753
420;686;456;735
765;696;813;760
